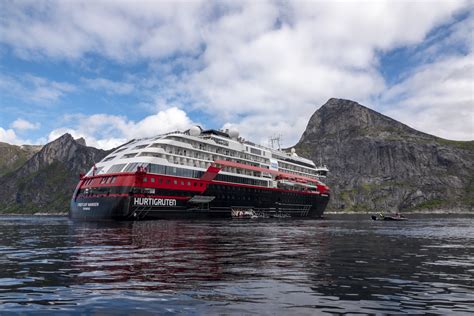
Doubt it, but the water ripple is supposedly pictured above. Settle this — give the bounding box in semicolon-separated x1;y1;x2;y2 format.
0;215;473;314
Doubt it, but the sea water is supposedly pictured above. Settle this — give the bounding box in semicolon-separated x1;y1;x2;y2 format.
0;214;472;315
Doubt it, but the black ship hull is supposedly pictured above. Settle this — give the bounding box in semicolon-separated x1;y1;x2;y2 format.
70;171;330;221
70;189;329;221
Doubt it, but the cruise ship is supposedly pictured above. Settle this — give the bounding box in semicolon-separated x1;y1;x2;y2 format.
70;127;330;220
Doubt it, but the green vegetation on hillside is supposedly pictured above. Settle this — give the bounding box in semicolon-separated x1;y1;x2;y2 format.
435;138;474;151
1;162;71;214
0;142;41;177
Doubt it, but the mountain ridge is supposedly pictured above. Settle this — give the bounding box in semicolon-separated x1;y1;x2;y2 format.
0;142;42;177
0;134;109;213
295;98;473;212
0;98;472;214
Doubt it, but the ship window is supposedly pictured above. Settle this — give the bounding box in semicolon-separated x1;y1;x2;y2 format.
174;180;178;185
159;178;163;184
111;177;116;183
124;162;148;173
123;163;138;172
113;147;128;154
193;182;197;187
106;177;113;184
181;181;184;185
86;166;104;177
151;177;155;183
107;164;126;174
167;180;171;184
103;156;116;162
143;177;147;182
133;145;148;150
139;152;162;158
250;148;261;155
148;164;166;175
100;177;106;184
187;181;191;186
200;183;203;186
122;153;138;159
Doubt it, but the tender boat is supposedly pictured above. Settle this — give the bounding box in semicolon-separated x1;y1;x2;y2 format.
371;214;407;221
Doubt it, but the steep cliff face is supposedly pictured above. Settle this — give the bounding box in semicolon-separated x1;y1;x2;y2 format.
1;102;472;214
0;142;42;177
296;98;474;212
0;134;108;214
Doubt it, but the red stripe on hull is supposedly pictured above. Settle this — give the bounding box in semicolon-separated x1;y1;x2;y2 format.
78;173;208;193
77;173;329;196
76;194;191;200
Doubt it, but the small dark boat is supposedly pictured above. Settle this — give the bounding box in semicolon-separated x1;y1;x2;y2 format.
371;214;407;221
382;215;407;221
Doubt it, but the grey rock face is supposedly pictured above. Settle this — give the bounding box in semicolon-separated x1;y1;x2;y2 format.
0;134;109;213
0;142;42;177
296;98;474;212
1;102;472;214
75;137;87;146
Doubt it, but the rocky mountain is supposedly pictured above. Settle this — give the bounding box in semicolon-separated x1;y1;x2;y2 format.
0;142;42;177
0;99;472;215
0;134;108;214
295;98;474;212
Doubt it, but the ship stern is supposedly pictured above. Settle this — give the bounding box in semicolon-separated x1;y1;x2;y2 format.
70;196;130;221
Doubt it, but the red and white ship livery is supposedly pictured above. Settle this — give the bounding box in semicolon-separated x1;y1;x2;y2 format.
70;127;330;220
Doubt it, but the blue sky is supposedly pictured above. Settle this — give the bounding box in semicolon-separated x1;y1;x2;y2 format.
0;0;472;149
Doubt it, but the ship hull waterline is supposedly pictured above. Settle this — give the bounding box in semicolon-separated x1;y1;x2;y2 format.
70;194;330;221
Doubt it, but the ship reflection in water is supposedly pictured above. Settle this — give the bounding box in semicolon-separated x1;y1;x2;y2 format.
71;220;332;294
0;215;473;314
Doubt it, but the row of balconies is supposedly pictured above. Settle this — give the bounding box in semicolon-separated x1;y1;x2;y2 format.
163;153;262;178
169;136;269;164
279;162;317;176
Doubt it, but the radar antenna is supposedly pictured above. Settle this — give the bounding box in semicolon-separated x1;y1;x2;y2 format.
268;134;282;150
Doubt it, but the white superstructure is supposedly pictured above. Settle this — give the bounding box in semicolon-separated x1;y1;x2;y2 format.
87;127;328;188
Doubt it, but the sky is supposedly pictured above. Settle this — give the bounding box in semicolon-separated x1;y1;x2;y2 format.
0;0;473;149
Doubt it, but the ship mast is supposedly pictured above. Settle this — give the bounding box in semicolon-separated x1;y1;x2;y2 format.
268;134;282;150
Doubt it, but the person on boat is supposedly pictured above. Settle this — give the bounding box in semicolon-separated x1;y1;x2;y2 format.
379;212;384;219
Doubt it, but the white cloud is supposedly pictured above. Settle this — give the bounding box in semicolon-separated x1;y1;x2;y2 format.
0;74;75;103
0;126;40;145
0;0;207;61
184;1;469;144
11;118;40;131
82;77;134;95
48;106;195;149
0;127;21;144
1;1;472;146
375;8;474;141
380;53;474;141
222;114;309;148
